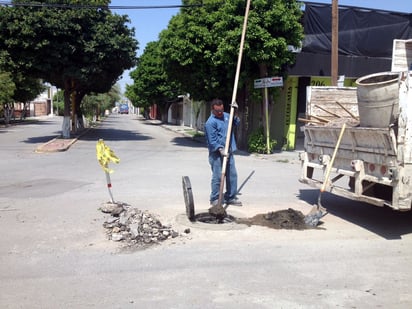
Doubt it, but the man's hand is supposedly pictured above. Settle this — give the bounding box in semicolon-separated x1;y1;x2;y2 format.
219;148;226;157
233;116;240;125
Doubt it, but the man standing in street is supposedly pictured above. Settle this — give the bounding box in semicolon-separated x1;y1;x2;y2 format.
204;99;242;207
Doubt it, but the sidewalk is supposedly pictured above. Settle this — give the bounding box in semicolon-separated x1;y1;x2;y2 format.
35;136;78;153
159;122;206;144
35;127;91;153
159;121;303;164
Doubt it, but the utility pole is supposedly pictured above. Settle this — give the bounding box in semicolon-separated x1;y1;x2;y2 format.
331;0;339;86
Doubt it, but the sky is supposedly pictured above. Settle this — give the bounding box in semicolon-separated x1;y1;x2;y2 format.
110;0;412;92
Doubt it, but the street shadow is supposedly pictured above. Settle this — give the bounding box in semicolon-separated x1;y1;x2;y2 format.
171;136;207;149
298;189;412;239
79;127;153;142
1;119;57;129
24;133;61;144
237;170;255;195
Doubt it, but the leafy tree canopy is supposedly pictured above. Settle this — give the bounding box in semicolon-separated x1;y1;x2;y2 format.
12;74;46;104
0;71;15;105
0;0;138;130
126;41;181;109
0;0;137;91
82;84;121;119
158;0;303;101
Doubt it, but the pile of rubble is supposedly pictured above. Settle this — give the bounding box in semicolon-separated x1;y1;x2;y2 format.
100;202;181;248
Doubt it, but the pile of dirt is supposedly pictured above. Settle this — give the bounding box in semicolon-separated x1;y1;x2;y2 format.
236;208;314;230
100;202;182;250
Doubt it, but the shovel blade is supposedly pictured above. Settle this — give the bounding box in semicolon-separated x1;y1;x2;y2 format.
208;204;227;220
304;204;328;227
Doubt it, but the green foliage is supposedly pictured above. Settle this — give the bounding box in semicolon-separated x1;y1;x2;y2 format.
12;74;46;103
155;0;303;102
0;71;15;104
81;84;121;119
159;1;230;100
247;127;277;154
53;89;64;116
0;70;16;123
0;1;138;123
127;41;179;108
53;101;65;116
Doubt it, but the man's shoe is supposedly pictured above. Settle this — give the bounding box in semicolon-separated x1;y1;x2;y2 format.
210;200;219;206
225;197;242;206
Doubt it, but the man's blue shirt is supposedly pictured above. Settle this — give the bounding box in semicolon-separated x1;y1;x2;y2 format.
204;112;239;153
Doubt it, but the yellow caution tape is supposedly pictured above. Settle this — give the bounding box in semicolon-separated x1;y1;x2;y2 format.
96;139;120;173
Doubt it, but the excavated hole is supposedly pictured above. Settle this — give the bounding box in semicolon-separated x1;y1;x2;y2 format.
194;212;236;224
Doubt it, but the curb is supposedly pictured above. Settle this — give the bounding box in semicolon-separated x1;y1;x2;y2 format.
35;126;94;153
160;124;206;144
35;136;78;153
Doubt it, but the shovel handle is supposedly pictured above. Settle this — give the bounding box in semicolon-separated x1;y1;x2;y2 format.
217;0;251;207
321;123;346;192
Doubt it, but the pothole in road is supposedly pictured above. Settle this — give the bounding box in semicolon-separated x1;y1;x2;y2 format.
177;208;318;231
181;176;316;231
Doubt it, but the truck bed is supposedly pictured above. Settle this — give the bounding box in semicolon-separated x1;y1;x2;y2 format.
299;85;412;211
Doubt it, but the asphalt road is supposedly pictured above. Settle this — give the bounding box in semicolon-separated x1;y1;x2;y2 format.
1;114;412;308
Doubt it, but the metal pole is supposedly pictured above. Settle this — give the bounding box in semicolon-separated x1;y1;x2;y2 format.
331;0;339;86
105;169;115;203
264;87;270;154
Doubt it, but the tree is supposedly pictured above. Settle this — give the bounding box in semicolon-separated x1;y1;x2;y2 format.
0;0;138;137
160;0;302;98
0;61;44;124
0;71;16;125
82;84;121;120
12;74;46;119
158;0;303;147
126;41;181;122
159;3;226;101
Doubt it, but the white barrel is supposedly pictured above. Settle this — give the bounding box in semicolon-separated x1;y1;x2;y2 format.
355;72;400;127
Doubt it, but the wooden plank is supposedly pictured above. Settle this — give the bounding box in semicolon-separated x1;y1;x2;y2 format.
306;86;359;122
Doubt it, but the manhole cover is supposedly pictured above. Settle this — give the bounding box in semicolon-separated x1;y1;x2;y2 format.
182;176;195;221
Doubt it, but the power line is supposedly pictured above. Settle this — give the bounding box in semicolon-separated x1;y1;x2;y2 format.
0;1;203;9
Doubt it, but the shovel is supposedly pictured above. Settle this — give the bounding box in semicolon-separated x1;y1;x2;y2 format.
305;123;346;226
208;0;251;219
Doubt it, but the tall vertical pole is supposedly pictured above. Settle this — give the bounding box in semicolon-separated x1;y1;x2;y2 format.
71;80;76;133
331;0;339;86
264;87;270;154
217;0;251;208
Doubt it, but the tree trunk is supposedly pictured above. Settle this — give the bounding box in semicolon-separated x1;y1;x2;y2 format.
21;102;29;120
3;103;13;126
75;92;86;130
192;99;202;130
62;82;72;138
